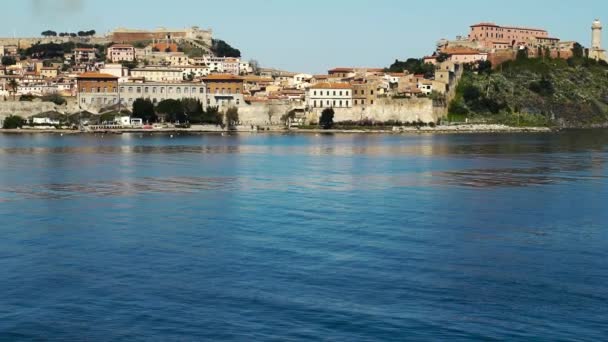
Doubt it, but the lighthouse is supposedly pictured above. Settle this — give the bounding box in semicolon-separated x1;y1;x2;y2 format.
590;19;607;61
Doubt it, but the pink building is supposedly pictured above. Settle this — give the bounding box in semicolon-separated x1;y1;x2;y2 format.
107;44;135;63
469;22;550;49
442;48;488;64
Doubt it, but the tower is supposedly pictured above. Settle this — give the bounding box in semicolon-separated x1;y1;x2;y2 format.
590;19;607;61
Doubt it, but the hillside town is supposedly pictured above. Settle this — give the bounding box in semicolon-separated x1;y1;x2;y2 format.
0;20;606;130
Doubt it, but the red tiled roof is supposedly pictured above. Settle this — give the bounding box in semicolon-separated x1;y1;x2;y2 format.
202;74;244;81
76;72;119;79
309;82;352;90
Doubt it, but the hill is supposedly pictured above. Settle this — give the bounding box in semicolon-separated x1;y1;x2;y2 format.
449;56;608;128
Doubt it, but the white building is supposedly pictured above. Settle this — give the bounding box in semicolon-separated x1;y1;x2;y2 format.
130;67;183;82
100;64;130;80
173;65;211;79
306;83;353;109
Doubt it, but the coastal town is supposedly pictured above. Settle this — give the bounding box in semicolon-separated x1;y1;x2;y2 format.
0;19;606;131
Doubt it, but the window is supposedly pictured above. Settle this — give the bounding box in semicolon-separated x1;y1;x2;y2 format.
339;100;342;107
314;100;317;107
339;91;343;96
354;100;358;105
314;91;317;96
137;87;141;93
200;87;205;94
371;90;374;95
176;87;181;94
144;87;149;93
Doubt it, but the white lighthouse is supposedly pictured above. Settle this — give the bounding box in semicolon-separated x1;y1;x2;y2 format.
590;19;607;61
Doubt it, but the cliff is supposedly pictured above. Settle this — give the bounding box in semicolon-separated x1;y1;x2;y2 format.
449;57;608;127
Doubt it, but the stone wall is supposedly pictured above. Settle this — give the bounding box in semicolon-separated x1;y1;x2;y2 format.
0;97;79;120
305;98;440;124
0;96;443;126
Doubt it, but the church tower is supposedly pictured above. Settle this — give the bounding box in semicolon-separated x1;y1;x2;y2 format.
590;19;607;61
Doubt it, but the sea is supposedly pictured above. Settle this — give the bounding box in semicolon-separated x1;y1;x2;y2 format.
0;131;606;341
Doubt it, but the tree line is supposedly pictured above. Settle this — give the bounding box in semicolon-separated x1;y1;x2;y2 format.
131;98;239;127
42;30;96;37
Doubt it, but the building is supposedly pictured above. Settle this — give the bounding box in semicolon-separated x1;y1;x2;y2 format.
174;65;211;79
590;19;607;62
352;80;379;107
117;82;207;107
442;47;489;64
130;67;183;82
107;44;135;63
109;26;213;47
328;67;384;78
306;83;353;109
76;72;120;107
201;74;244;107
73;48;97;64
40;67;59;79
100;63;130;79
468;22;552;50
76;72;210;112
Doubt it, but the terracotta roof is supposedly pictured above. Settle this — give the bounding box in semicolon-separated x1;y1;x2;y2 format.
313;75;329;79
109;44;134;49
329;67;384;73
76;72;119;79
309;82;352;90
471;22;547;32
443;47;485;55
243;76;274;83
202;74;244;81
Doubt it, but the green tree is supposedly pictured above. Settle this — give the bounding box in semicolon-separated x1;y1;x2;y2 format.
320;108;335;129
2;56;16;66
436;53;450;63
572;43;585;59
2;115;25;129
225;107;239;127
41;93;66;105
182;98;204;123
201;106;222;125
516;48;529;61
8;79;19;100
132;98;156;123
41;30;57;37
156;99;184;123
211;39;241;58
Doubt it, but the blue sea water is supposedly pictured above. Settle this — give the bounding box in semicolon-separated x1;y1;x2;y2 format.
0;131;607;341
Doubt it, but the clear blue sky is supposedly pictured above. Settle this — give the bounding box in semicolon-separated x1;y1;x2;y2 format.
1;0;606;73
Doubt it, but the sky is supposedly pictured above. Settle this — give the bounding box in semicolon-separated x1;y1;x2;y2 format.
1;0;606;73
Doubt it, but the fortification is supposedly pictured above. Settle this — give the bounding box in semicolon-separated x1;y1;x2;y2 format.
109;26;213;46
